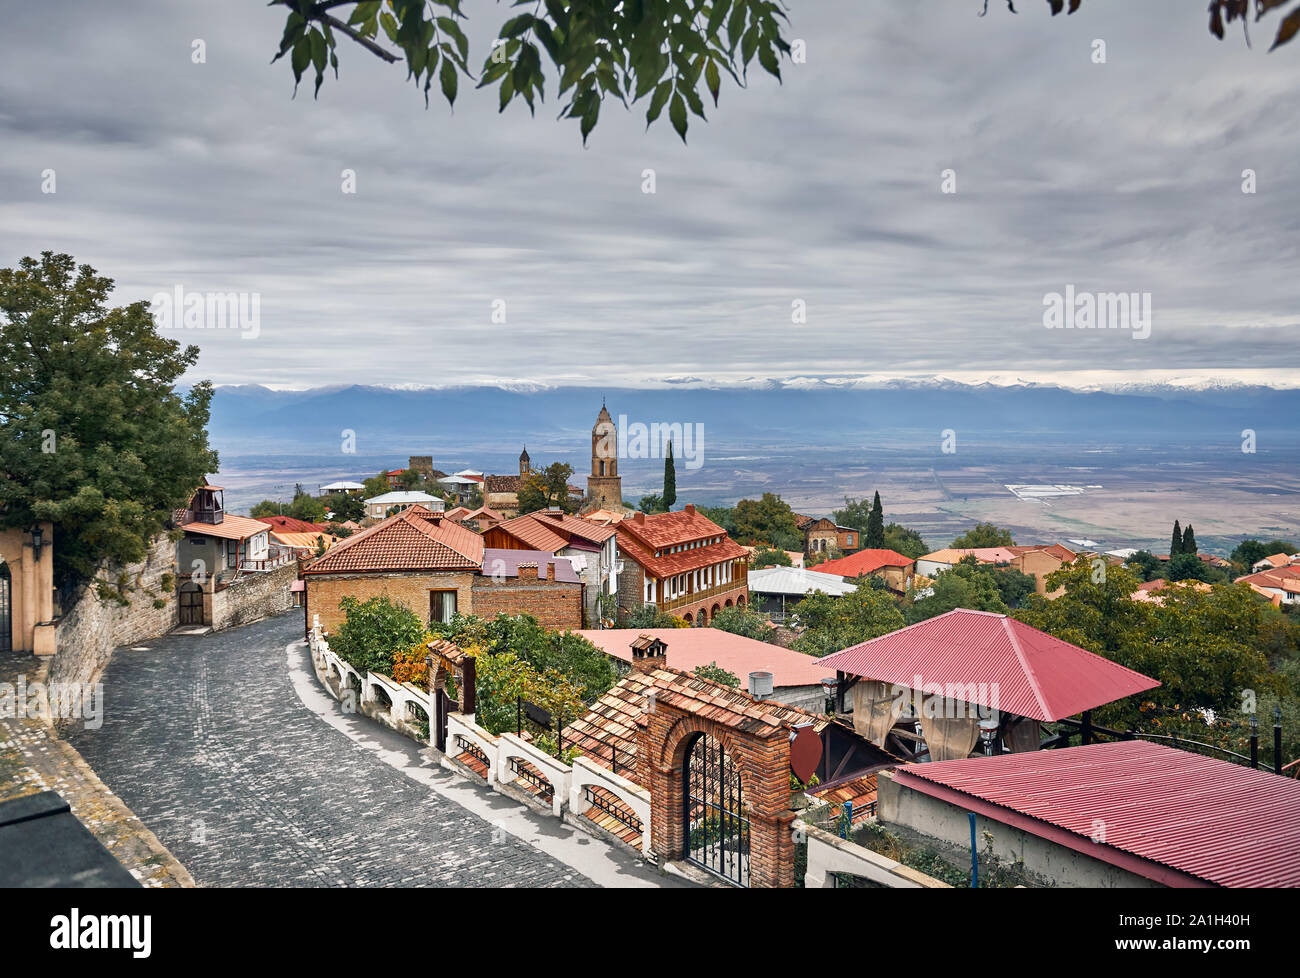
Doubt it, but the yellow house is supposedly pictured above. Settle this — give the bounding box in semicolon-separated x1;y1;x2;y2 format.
0;522;56;656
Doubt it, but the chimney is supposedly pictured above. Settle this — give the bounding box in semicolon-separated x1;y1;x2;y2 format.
748;670;774;701
685;503;696;515
629;635;667;673
633;511;646;525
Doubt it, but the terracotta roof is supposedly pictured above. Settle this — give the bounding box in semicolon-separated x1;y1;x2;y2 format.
443;506;471;520
466;506;504;522
1007;544;1077;562
920;547;1020;565
427;637;469;667
815;549;914;578
257;515;330;534
562;666;828;784
894;740;1300;888
483;474;523;494
179;514;271;542
492;515;569;553
617;506;729;549
811;773;879;823
532;510;617;543
572;628;830;690
816;608;1160;722
271;531;340;552
303;505;483;574
1235;565;1300;593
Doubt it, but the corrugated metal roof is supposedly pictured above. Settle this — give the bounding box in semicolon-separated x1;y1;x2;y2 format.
895;740;1300;888
748;566;858;597
815;608;1159;721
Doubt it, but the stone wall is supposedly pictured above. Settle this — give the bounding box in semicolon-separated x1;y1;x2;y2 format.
50;535;179;691
304;570;476;633
210;561;299;631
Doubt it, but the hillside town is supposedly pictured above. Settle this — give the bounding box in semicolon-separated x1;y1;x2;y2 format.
6;399;1297;893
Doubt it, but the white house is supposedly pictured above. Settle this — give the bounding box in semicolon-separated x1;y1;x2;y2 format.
364;491;445;520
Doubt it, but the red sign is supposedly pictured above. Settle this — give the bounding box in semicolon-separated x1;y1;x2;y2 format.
789;724;823;785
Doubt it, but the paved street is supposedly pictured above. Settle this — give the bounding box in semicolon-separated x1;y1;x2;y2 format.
68;612;672;888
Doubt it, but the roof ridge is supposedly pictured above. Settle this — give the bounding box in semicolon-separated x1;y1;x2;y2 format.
1001;615;1053;719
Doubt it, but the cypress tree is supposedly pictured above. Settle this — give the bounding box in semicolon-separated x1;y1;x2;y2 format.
1170;520;1183;557
866;491;885;548
662;440;676;510
1182;524;1197;555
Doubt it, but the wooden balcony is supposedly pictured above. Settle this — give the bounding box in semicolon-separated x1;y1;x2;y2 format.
653;576;748;614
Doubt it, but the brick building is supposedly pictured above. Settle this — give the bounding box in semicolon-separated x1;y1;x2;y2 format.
483;509;619;626
303;505;583;633
615;504;748;625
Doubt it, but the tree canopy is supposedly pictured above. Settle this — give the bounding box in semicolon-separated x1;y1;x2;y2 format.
517;461;576;513
0;253;218;590
950;522;1015;549
790;583;905;657
732;492;801;550
269;0;793;143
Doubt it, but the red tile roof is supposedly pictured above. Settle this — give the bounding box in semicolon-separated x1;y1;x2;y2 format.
256;515;330;534
816;608;1159;722
179;514;271;542
303;505;483;574
1235;565;1300;593
615;507;747;578
573;628;829;690
894;740;1300;888
491;516;569;553
815;548;914;578
561;666;829;784
483;474;523;493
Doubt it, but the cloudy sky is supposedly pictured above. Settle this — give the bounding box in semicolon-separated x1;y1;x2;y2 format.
2;0;1298;390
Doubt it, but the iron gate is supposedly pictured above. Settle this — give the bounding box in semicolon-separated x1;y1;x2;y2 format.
684;733;750;886
0;563;11;654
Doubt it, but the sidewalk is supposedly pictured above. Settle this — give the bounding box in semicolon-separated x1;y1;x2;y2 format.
0;649;194;888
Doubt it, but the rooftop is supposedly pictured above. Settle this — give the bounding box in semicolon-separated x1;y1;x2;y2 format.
481;548;581;583
814;549;914;578
748;566;858;597
364;490;444;506
816;608;1160;722
179;513;271;542
573;627;831;690
304;505;483;574
893;740;1300;887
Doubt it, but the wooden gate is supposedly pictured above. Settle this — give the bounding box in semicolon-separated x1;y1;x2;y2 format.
178;584;204;625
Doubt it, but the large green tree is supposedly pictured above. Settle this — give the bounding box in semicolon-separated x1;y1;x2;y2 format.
1170;519;1183;557
791;583;905;657
517;461;576;514
883;522;928;559
732;492;800;550
0;253;218;590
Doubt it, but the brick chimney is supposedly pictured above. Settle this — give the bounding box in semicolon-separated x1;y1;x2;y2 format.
629;634;668;673
632;511;646;525
685;503;695;515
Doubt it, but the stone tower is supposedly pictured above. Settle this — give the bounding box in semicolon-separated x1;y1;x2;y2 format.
519;446;531;477
586;404;623;512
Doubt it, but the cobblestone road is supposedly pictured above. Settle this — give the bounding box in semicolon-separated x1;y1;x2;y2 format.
67;612;655;888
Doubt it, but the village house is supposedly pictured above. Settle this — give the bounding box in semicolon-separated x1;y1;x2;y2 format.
363;490;444;521
794;515;860;556
1235;563;1300;607
747;566;857;622
916;544;1077;597
302;505;581;633
615;505;749;625
484;509;619;626
482;449;532;516
876;740;1300;887
318;480;365;496
812;548;916;593
174;484;294;626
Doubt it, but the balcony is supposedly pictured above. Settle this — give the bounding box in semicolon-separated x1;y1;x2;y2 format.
653;577;748;614
236;545;294;575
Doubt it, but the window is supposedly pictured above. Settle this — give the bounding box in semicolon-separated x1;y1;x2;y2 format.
429;590;457;624
226;540;238;568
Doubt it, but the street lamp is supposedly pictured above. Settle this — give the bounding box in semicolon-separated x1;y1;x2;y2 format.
820;676;838;714
29;525;44;561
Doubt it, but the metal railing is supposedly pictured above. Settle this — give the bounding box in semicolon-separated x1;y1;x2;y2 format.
583;785;642;835
653;576;749;613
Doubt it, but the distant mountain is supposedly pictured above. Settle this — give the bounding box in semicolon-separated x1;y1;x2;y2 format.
200;380;1300;459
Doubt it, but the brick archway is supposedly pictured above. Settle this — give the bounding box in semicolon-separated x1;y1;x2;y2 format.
638;683;797;887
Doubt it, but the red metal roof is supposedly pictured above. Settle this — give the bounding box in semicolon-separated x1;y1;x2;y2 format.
894;740;1300;887
815;608;1159;721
